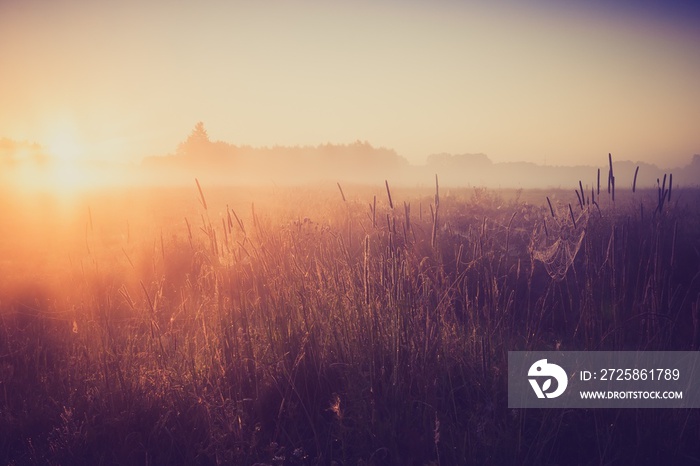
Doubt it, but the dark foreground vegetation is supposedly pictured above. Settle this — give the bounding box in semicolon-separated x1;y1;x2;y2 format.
1;176;699;465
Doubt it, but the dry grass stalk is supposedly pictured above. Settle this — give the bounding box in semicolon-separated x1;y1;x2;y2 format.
569;203;577;229
612;175;616;202
435;174;440;207
546;197;555;218
373;195;377;228
385;179;394;209
404;201;411;234
195;177;208;211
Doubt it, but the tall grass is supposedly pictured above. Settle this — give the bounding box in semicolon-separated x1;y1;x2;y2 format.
0;177;699;465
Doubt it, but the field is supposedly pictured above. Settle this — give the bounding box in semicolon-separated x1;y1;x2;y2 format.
1;178;699;465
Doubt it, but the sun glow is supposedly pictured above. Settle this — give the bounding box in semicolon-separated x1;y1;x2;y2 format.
39;128;92;195
3;124;130;203
47;130;84;165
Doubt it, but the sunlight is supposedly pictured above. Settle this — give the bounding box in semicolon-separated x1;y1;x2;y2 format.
46;129;84;166
11;122;128;197
41;129;92;197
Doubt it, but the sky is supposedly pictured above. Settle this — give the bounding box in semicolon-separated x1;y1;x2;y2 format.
2;0;700;168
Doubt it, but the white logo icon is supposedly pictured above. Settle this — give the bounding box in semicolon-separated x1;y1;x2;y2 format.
528;359;568;398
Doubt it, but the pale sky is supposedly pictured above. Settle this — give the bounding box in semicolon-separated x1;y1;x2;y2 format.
2;0;699;168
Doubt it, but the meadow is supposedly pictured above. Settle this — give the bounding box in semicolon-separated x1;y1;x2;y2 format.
1;175;699;465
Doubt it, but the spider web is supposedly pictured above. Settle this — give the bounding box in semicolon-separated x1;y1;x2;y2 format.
530;206;589;281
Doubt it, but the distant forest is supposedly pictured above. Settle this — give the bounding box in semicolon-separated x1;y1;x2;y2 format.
142;122;408;184
3;124;700;188
142;123;700;188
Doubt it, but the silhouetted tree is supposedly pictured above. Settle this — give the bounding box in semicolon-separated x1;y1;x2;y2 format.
190;122;209;144
177;122;211;157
